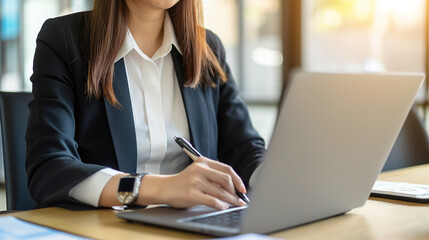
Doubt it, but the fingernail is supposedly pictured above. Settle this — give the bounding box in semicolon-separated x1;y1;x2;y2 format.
223;204;229;210
239;199;247;206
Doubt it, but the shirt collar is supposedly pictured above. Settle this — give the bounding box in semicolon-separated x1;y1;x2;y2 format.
115;13;181;63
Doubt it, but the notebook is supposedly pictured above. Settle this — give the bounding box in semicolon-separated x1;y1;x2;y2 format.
117;71;424;237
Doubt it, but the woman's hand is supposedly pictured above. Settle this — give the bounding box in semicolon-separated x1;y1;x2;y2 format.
137;157;247;210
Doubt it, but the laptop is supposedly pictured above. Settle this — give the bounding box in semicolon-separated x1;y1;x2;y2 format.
117;72;424;237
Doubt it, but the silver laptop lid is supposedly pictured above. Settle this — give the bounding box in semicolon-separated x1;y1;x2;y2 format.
242;72;423;234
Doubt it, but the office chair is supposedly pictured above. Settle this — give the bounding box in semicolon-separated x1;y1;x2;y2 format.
0;92;37;210
382;108;429;171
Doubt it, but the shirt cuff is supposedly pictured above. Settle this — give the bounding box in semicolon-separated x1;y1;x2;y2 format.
68;168;123;207
249;164;262;188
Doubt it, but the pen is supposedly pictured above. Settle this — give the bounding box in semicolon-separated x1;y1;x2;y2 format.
174;136;250;204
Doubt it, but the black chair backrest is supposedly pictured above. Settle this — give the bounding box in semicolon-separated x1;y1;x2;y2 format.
383;108;429;171
0;92;36;210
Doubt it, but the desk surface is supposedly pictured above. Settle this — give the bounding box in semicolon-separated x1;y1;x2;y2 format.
8;164;429;240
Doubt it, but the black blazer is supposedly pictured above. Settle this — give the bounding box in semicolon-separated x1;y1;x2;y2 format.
26;12;266;208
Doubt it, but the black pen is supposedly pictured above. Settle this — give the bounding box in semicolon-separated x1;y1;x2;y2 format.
174;136;250;204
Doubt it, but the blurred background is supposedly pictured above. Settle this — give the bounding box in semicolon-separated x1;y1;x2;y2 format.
0;0;428;210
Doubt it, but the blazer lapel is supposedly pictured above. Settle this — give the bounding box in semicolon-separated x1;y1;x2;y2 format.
171;48;210;157
104;59;137;173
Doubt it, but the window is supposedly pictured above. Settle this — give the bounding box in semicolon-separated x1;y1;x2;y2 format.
204;0;281;142
204;0;282;103
302;0;426;102
1;0;21;91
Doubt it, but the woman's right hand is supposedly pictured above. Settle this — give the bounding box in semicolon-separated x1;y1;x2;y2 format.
137;157;247;210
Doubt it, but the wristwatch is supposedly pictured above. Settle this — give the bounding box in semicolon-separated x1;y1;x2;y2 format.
117;173;146;207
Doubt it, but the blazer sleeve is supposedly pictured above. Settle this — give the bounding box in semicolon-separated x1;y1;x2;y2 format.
26;18;105;208
206;31;267;187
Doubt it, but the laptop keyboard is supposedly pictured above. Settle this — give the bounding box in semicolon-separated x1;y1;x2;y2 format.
187;207;246;229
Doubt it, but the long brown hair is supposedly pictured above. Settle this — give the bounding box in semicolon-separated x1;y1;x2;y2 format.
86;0;227;107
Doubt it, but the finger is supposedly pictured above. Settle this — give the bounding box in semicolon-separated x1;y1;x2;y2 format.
199;157;246;193
201;178;246;207
196;163;236;195
193;190;229;210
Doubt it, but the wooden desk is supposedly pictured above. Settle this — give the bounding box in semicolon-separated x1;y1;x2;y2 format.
8;164;429;240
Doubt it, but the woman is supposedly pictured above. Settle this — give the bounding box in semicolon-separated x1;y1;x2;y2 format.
26;0;265;210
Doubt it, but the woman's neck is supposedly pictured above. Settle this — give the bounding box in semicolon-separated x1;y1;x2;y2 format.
126;2;165;58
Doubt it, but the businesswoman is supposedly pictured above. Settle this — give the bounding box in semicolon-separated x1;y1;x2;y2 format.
26;0;265;210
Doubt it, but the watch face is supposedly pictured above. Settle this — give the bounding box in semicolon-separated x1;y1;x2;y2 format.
118;175;144;205
118;177;136;192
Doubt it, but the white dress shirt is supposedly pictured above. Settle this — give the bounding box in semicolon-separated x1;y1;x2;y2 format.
69;14;190;207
